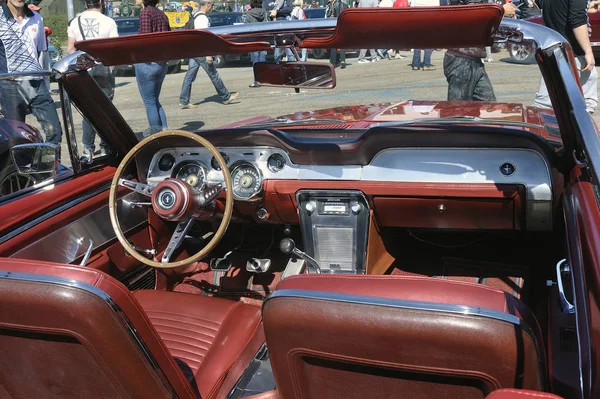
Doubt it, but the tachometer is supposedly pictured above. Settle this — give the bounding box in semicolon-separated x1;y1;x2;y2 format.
231;163;262;200
174;162;207;189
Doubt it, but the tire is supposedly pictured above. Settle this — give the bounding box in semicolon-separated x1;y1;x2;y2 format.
0;163;42;196
311;48;327;59
213;55;226;69
168;62;182;74
507;42;537;65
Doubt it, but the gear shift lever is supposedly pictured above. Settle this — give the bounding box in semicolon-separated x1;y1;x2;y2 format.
280;238;322;274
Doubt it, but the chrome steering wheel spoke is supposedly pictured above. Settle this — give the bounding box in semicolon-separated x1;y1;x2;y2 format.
161;217;196;263
119;178;155;197
198;182;224;207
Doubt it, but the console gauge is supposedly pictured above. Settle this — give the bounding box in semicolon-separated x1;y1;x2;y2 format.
231;163;262;200
174;162;207;189
267;153;286;172
211;152;230;171
158;153;176;171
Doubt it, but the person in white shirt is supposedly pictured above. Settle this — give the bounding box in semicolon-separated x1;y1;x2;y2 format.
0;0;63;146
67;0;118;159
178;0;239;109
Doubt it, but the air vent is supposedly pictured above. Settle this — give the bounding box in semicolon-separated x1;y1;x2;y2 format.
119;266;156;291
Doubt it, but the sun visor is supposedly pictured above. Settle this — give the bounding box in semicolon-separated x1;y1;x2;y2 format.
75;30;272;67
300;5;504;50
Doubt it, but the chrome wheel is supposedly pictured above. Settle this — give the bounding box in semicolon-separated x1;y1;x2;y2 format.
508;43;536;64
0;168;39;196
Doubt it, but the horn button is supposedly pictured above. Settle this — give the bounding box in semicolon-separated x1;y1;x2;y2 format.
151;178;199;220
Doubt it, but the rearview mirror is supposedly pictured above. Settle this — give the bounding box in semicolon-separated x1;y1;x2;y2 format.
11;143;59;175
253;62;336;89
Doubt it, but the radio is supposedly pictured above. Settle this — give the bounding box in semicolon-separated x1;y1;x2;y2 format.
296;190;369;274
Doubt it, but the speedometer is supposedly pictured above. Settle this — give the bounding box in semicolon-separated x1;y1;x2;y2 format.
231;163;262;200
174;162;207;189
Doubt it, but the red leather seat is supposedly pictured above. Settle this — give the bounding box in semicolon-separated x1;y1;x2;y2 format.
263;274;547;399
0;258;262;399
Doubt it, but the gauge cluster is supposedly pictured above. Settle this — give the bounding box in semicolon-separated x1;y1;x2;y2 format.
147;147;297;201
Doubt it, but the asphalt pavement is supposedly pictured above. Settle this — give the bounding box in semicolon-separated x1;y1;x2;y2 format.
37;49;599;168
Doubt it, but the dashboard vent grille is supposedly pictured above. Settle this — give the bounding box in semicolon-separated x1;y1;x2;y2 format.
119;266;156;291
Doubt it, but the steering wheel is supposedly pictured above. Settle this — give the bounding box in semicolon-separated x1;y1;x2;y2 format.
108;130;233;269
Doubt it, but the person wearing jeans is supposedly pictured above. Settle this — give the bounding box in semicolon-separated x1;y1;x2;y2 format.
249;51;267;87
135;61;168;135
179;57;236;106
411;49;435;71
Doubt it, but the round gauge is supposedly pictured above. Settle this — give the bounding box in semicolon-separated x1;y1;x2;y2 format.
211;152;230;171
158;153;176;171
174;162;207;189
267;153;286;173
231;163;262;200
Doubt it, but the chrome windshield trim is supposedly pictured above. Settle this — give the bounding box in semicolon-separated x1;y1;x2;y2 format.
268;288;521;325
52;51;97;74
0;270;177;397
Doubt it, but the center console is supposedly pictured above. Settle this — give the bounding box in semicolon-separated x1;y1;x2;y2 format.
296;190;369;274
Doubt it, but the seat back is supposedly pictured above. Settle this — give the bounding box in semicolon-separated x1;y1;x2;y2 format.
0;258;197;399
263;275;545;399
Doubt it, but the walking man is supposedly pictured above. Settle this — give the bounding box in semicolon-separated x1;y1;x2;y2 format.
0;0;63;146
67;0;118;159
179;0;239;109
357;0;380;63
533;0;597;113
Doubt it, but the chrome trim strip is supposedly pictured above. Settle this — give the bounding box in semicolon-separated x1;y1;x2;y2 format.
10;192;147;264
0;183;111;246
268;289;522;325
0;271;176;397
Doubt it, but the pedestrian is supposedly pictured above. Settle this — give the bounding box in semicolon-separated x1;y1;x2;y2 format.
291;0;308;61
326;0;348;68
246;0;269;87
178;0;239;108
0;0;63;148
135;0;170;136
408;0;438;71
443;0;517;101
357;0;380;63
533;0;597;113
67;0;118;160
271;0;296;61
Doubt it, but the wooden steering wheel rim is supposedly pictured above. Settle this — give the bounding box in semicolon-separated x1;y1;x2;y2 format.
108;130;234;269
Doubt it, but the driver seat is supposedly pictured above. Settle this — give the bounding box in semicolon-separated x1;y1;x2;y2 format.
0;258;262;399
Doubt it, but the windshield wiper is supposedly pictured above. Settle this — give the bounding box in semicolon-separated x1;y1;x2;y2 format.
371;116;543;130
240;118;348;128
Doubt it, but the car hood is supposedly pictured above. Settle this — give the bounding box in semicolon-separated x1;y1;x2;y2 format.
224;100;563;143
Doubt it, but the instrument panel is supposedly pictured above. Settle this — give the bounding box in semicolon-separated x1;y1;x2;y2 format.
146;146;554;230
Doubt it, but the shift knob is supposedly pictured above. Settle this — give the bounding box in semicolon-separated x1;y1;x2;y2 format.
280;238;295;255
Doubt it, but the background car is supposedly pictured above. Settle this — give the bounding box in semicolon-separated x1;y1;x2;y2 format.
114;17;182;74
0;119;44;197
208;12;249;68
507;6;600;64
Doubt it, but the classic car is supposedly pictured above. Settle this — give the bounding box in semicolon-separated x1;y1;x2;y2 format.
1;5;599;399
0;118;44;197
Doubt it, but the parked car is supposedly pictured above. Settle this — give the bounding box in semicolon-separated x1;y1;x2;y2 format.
3;6;600;399
507;5;600;64
0;118;44;197
207;12;248;68
113;17;182;74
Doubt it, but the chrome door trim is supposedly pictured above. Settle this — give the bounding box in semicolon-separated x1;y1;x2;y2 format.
0;270;176;397
0;183;111;246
